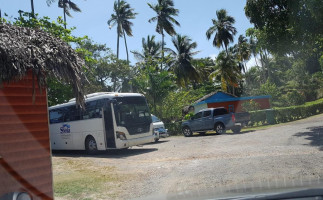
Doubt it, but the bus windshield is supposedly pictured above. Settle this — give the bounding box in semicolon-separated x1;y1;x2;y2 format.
114;96;152;128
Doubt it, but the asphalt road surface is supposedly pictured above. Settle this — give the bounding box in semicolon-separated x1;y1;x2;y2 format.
53;114;323;200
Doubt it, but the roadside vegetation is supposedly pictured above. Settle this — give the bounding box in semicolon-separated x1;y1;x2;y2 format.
1;0;322;133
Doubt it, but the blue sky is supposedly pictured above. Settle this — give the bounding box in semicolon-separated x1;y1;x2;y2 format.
2;0;254;65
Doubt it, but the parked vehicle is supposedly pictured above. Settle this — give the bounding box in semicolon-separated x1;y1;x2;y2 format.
49;92;154;153
181;107;250;137
152;114;169;142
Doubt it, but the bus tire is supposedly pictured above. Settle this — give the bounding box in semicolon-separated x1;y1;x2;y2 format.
214;123;226;135
85;136;98;154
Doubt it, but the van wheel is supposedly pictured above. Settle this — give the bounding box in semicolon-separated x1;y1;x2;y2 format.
182;127;193;137
214;123;226;134
154;138;159;142
85;136;98;154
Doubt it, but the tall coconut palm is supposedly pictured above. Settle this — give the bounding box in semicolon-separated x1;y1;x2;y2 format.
168;35;200;87
108;0;137;62
209;51;241;94
236;35;251;72
131;35;162;63
46;0;81;29
148;0;180;70
206;9;237;55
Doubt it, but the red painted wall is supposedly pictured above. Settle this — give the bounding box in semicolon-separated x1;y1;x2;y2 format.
0;72;53;200
207;98;270;112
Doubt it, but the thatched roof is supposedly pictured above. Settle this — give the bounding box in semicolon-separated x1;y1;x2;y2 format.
0;23;86;106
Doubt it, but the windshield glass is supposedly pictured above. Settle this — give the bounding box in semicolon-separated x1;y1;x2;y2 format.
114;96;152;126
151;115;161;123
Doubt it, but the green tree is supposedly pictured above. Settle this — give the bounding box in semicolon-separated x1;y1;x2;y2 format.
209;51;241;94
133;62;174;115
245;0;322;73
131;35;162;63
168;35;200;87
148;0;180;70
108;0;137;62
206;9;237;55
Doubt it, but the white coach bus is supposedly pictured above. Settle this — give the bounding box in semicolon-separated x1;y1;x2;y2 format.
48;92;154;153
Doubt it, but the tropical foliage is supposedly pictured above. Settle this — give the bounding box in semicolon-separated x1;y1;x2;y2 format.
2;0;323;129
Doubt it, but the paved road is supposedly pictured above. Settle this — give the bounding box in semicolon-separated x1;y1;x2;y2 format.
53;114;323;200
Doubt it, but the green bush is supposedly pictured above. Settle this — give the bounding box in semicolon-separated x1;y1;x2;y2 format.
286;90;306;106
165;121;182;136
248;98;323;126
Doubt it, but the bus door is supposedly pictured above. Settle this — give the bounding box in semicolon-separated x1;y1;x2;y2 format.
103;101;116;148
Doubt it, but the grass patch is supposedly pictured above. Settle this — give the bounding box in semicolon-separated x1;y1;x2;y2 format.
53;159;120;200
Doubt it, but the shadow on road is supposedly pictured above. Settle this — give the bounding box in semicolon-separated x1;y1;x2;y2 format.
52;148;158;158
294;126;323;151
147;140;170;145
191;130;255;137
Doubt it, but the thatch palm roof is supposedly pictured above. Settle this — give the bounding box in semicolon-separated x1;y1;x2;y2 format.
0;23;86;106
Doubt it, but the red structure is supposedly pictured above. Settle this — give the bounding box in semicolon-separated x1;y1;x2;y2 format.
0;72;53;200
193;91;271;113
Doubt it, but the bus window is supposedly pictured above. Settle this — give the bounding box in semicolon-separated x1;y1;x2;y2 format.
82;100;103;120
65;106;81;122
49;109;64;124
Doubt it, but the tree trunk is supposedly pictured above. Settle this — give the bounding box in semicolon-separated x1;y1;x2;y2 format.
113;77;116;92
30;0;35;17
123;29;129;63
161;30;164;71
224;45;228;56
63;6;67;29
117;24;120;59
254;54;259;67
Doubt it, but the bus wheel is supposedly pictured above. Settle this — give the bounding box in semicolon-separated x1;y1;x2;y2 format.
85;136;98;154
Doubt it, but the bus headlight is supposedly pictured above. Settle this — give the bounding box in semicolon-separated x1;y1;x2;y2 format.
116;131;127;140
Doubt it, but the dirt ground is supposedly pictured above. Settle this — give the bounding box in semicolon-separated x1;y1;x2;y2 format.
52;114;323;200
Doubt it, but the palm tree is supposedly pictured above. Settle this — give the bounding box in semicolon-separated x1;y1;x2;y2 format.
108;0;137;62
148;0;180;70
236;35;251;72
46;0;81;29
209;51;241;94
131;35;162;63
168;35;200;87
206;9;237;55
